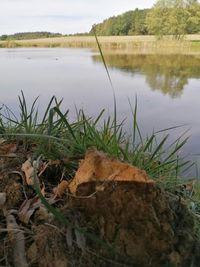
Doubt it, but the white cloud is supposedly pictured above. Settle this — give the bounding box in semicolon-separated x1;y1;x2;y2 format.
0;0;155;35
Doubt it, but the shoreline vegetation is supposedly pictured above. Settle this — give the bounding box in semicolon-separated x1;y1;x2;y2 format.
1;93;200;266
0;92;198;194
1;35;200;54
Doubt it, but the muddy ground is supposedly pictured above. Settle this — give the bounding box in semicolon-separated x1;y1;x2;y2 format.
0;142;200;267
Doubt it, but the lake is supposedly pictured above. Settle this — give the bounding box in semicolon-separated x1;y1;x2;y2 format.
0;48;200;176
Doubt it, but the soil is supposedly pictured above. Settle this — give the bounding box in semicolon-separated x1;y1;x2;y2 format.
0;144;200;267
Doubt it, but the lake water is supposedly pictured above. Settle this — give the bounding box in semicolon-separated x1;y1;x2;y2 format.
0;48;200;176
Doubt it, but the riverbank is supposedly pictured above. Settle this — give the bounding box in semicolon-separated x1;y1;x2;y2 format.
1;94;200;266
1;35;200;54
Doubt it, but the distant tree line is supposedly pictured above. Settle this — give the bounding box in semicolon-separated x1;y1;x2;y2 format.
0;32;63;41
90;0;200;38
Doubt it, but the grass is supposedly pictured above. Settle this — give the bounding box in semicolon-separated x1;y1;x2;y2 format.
0;91;195;191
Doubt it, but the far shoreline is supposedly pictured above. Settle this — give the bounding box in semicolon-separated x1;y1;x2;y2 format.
0;35;200;55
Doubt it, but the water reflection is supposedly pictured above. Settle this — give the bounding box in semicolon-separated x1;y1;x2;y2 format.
92;54;200;98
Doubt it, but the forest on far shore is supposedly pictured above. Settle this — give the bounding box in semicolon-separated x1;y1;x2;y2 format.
0;32;63;41
91;0;200;38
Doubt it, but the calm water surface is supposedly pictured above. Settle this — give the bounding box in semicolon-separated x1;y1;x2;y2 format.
0;48;200;176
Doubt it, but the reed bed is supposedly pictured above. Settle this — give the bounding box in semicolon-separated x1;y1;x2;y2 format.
1;35;200;54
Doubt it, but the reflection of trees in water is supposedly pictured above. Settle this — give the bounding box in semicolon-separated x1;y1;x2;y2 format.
144;64;189;98
92;54;200;98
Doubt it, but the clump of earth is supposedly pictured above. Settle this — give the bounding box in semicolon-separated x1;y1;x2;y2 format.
0;143;199;267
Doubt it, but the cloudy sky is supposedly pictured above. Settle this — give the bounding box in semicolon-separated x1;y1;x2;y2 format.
0;0;156;35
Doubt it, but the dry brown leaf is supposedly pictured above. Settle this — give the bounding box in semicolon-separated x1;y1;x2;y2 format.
21;158;42;186
21;159;34;185
0;143;17;155
69;148;154;193
53;180;69;198
34;206;53;222
18;197;41;224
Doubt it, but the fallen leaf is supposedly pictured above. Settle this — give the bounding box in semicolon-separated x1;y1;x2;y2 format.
0;143;17;154
21;159;34;185
53;180;69;198
34;206;53;222
18;196;41;224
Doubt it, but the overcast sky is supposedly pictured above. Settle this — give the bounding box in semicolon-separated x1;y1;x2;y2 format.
0;0;156;35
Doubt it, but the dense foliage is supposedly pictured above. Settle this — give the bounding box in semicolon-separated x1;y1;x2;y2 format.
90;0;200;37
90;9;149;36
146;0;200;38
0;31;63;41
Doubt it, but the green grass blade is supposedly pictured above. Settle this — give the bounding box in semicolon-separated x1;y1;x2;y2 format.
53;107;77;142
150;135;169;161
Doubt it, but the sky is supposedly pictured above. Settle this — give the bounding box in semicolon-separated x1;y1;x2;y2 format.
0;0;155;35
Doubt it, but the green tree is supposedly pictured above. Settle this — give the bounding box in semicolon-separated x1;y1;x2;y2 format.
186;0;200;33
90;9;149;36
146;0;200;38
0;35;8;41
134;9;149;35
146;0;170;37
167;0;188;39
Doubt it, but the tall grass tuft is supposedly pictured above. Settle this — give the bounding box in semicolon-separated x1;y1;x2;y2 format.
0;91;194;191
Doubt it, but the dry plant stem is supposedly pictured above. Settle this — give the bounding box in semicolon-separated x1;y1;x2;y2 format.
4;210;28;267
0;154;17;157
38;161;50;177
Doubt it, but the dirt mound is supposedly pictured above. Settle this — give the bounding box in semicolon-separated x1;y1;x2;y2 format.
68;181;200;267
0;146;200;267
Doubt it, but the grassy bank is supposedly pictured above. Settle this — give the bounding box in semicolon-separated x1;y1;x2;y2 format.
1;93;200;266
0;35;200;54
1;92;200;218
0;92;196;190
